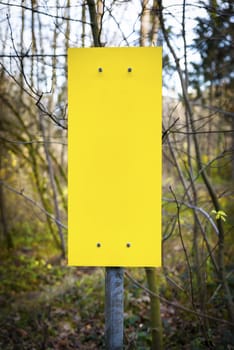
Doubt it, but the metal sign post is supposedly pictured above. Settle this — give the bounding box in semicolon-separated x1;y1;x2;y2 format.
105;267;124;350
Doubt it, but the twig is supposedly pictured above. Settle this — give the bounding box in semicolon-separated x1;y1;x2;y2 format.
0;62;67;130
0;181;67;230
0;136;67;145
169;186;195;306
125;271;234;326
0;1;90;24
162;117;179;141
208;270;234;303
163;197;219;235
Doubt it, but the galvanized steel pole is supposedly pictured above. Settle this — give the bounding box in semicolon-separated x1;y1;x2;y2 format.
105;267;124;350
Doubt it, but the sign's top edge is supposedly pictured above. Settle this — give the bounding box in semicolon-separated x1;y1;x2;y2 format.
68;46;162;50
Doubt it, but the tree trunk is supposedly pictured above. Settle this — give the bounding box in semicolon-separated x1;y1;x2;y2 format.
87;0;101;47
145;268;163;350
0;146;13;249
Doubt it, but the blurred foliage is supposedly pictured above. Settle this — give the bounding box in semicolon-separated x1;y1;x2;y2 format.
0;222;233;349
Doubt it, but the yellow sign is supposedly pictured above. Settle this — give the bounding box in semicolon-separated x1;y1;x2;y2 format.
68;47;162;267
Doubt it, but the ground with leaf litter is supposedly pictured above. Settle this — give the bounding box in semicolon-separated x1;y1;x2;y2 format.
0;238;233;349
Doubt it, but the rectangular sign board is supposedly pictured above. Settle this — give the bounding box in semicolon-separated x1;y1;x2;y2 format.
68;47;162;266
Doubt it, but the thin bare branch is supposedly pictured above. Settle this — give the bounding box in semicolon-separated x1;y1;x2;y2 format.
0;181;67;230
125;271;234;327
0;1;90;24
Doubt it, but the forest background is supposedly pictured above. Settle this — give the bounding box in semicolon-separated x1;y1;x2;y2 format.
0;0;233;349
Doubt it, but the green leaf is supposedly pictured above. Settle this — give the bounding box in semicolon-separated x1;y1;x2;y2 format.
211;210;227;222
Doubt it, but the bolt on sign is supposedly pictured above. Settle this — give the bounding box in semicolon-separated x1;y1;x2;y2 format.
68;47;162;267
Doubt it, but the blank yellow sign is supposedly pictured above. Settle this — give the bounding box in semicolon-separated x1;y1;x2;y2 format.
68;47;162;267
